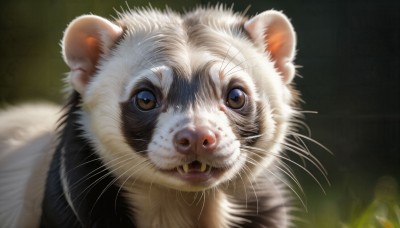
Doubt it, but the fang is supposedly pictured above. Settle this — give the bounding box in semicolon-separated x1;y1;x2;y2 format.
182;164;189;173
200;162;207;172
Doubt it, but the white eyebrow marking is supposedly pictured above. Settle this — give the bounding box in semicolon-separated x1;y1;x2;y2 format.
122;65;173;102
211;60;260;102
153;66;173;96
209;64;222;99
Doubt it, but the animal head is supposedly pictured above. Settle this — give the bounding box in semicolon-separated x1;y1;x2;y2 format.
62;6;297;192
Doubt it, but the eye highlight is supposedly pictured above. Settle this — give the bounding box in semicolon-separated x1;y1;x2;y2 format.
134;90;157;111
226;88;246;109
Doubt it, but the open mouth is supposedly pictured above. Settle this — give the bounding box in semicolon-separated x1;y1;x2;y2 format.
177;161;210;174
169;160;224;184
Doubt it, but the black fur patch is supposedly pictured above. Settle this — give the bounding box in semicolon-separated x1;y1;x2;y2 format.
120;80;163;153
230;172;290;228
166;66;219;111
41;92;135;227
237;196;288;228
224;91;265;146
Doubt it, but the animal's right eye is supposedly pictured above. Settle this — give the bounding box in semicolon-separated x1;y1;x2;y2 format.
134;90;158;111
226;88;247;109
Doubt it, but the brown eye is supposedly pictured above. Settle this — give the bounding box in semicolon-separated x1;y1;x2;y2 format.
135;90;157;111
226;88;246;109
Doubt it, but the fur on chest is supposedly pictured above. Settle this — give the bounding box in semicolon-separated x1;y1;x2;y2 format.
110;171;290;228
129;186;231;228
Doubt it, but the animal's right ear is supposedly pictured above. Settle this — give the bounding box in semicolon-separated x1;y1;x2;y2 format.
62;15;123;94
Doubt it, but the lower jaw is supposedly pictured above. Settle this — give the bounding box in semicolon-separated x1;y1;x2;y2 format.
164;168;225;187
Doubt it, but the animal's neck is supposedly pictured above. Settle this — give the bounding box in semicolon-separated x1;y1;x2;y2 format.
124;183;232;228
41;97;135;227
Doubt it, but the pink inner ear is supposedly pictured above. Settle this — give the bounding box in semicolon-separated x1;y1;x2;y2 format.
266;31;286;57
265;28;295;84
84;36;101;72
62;15;123;94
245;10;296;84
65;34;102;94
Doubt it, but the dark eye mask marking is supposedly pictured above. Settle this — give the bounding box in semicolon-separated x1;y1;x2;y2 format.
120;64;264;154
120;80;162;154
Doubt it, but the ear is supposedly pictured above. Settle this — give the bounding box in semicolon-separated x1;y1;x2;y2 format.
62;15;123;94
244;10;296;84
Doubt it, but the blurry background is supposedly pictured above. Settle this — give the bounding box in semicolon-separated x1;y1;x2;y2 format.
1;0;399;227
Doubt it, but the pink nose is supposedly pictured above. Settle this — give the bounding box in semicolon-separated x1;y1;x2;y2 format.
174;127;218;155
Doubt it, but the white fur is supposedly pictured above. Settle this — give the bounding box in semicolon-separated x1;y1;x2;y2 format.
122;66;174;102
73;8;296;226
79;38;292;226
0;7;300;228
124;184;252;228
60;148;82;224
0;104;59;227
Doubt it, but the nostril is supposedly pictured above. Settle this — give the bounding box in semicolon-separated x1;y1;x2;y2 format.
179;138;190;147
174;127;219;154
199;128;218;151
202;136;215;148
174;129;195;154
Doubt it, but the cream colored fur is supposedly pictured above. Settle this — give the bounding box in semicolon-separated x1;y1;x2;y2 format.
0;6;299;228
0;104;60;227
75;8;294;226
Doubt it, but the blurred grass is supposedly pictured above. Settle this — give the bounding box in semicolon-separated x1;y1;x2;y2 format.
296;176;400;228
0;0;399;227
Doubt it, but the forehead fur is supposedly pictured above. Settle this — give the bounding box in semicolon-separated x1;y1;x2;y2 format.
118;7;246;36
113;7;249;74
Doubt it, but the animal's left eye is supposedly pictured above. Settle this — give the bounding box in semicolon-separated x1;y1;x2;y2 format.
134;90;157;111
226;88;246;109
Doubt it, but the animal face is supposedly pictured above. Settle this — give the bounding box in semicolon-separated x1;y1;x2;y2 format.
62;7;297;192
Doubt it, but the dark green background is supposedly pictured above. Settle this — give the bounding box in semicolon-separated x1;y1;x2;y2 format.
1;0;399;227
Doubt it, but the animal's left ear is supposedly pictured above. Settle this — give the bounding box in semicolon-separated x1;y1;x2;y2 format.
244;10;296;84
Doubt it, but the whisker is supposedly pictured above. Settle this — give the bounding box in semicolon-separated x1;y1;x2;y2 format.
219;44;233;73
235;171;249;208
275;164;304;195
221;49;242;73
55;153;135;215
66;153;134;194
242;145;327;194
146;169;157;204
179;190;199;206
289;132;333;155
247;153;304;196
127;162;153;190
241;163;259;214
224;56;258;77
68;153;147;212
289;119;312;137
285;136;309;167
197;190;207;220
114;160;153;212
288;135;311;156
298;110;318;114
225;65;261;78
264;167;308;212
244;152;308;211
281;141;328;177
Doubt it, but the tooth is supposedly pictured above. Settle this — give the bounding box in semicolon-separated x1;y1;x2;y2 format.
200;162;207;172
182;164;189;173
